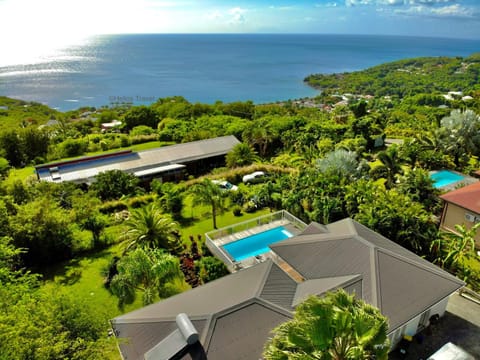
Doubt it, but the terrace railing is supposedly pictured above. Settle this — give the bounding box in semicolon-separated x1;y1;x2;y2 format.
205;210;307;272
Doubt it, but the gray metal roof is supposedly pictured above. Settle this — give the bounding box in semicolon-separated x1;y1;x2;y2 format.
112;217;464;359
270;218;465;331
38;136;240;183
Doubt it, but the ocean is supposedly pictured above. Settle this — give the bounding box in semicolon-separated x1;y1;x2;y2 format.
1;34;479;111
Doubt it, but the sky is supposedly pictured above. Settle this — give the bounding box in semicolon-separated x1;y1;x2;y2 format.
0;0;479;56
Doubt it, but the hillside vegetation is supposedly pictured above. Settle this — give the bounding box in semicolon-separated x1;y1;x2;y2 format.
1;55;480;359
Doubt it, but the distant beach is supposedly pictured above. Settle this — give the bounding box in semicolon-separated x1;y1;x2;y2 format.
1;34;479;111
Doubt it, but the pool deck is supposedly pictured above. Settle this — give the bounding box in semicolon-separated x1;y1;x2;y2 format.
210;220;303;272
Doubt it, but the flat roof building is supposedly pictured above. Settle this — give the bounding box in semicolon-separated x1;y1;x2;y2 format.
35;135;240;184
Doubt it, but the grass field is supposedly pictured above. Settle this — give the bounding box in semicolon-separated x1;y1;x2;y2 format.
44;201;271;328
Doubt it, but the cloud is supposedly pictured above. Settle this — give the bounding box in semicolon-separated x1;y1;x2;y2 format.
395;3;475;18
315;2;338;7
408;0;456;5
345;0;374;6
378;0;404;5
269;5;295;11
228;7;247;25
344;0;459;5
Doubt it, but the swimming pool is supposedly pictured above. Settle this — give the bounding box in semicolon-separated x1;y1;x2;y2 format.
430;170;465;188
222;226;293;262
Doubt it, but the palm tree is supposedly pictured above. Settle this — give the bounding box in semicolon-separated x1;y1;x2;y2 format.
263;289;390;360
123;203;181;253
190;179;226;229
432;223;479;272
316;149;367;180
110;247;184;308
438;109;480;167
371;145;404;189
225;142;259;168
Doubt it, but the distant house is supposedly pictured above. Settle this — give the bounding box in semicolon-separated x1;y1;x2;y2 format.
35;135;240;184
440;182;480;247
111;218;463;360
101;119;122;131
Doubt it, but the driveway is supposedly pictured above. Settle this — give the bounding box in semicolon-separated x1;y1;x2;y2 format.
389;292;480;359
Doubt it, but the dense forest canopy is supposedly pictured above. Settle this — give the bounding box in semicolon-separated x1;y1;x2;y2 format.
306;53;480;98
1;54;480;359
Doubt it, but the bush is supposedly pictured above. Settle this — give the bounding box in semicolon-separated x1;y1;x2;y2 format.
130;125;155;136
91;170;139;201
98;200;128;214
243;200;258;213
130;134;158;145
195;256;229;283
60;138;88;158
127;194;155;208
232;205;242;216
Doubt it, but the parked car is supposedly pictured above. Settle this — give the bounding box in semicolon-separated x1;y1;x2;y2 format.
242;171;266;184
212;179;238;191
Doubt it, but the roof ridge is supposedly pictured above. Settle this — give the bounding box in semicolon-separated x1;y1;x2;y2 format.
138;135;238;155
254;259;275;298
270;233;352;248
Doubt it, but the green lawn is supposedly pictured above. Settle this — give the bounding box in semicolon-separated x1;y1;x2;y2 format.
43;200;271;327
180;201;270;248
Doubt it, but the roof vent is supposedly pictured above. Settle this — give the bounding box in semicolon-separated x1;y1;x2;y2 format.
176;313;199;345
144;313;200;360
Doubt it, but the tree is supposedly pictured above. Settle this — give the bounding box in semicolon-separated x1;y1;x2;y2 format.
432;223;479;272
123;105;159;130
316;149;368;180
355;189;437;255
370;145;404;189
397;168;441;213
0;157;9;178
9;199;75;268
123;204;181;253
226;143;259;168
0;237;113;359
110;247;185;307
91;170;139;201
437;109;480;167
81;213;107;249
153;181;185;220
0;130;24;167
263;290;390;360
190;179;226;229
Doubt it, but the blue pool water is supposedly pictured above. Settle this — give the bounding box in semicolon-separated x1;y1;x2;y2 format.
431;170;465;188
222;226;293;262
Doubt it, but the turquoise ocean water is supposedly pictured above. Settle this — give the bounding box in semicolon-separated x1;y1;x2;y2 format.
1;34;479;111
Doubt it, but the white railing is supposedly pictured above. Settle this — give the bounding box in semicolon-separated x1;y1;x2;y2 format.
205;210;307;272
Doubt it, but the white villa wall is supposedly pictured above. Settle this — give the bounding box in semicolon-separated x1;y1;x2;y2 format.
388;296;450;348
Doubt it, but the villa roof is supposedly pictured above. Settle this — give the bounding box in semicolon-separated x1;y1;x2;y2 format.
112;218;464;360
36;135;240;183
270;218;464;330
439;181;480;214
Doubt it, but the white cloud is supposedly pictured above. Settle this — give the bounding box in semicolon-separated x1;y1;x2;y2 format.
378;0;404;5
345;0;374;6
228;7;247;24
408;0;456;5
316;2;338;7
396;3;475;17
